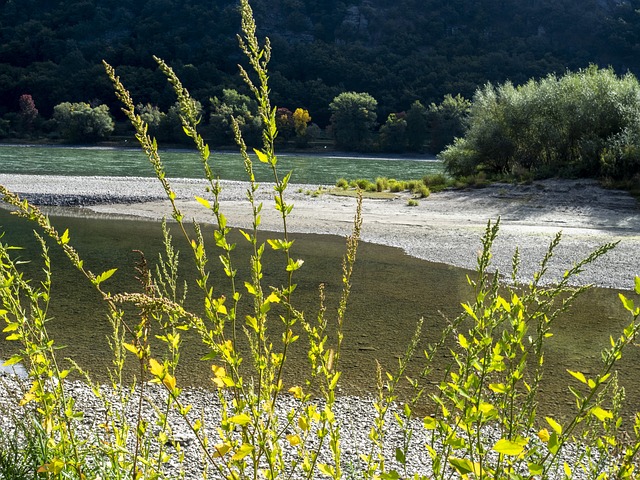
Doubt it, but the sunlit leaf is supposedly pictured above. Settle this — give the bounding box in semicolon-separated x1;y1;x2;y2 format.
95;268;117;285
590;406;613;422
567;369;587;384
229;414;252;426
546;416;563;434
492;438;528;456
194;196;211;209
232;443;253;461
213;442;231;458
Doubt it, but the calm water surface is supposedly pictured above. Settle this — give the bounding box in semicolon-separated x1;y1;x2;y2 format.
0;145;443;184
0;209;638;421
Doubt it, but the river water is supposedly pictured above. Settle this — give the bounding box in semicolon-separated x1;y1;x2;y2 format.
0;144;442;184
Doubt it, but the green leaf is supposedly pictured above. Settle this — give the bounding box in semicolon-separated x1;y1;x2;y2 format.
567;369;587;384
489;383;507;394
448;457;475;475
492;438;528;456
3;355;23;367
395;447;406;465
635;276;640;295
528;463;544;476
317;463;334;477
244;282;257;295
423;416;437;430
461;302;478;321
458;333;469;350
95;268;118;285
60;229;70;245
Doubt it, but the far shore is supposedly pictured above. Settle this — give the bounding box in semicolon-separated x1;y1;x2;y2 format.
0;173;638;290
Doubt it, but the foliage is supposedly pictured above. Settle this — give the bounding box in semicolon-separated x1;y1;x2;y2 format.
292;107;312;147
52;101;114;143
427;93;471;154
329;91;378;150
441;66;640;180
17;94;39;133
209;88;260;146
378;112;407;153
405;100;429;152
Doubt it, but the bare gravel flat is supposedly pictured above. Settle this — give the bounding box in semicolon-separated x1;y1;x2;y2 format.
1;173;639;290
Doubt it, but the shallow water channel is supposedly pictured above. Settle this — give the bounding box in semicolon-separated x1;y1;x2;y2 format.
0;208;639;422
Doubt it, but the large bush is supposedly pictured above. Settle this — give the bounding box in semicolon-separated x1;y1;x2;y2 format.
52;102;114;143
441;66;640;179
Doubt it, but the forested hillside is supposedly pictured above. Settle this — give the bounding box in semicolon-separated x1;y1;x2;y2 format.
1;0;639;127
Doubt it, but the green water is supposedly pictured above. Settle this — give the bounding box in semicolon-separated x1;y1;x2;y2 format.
0;209;639;421
0;145;442;184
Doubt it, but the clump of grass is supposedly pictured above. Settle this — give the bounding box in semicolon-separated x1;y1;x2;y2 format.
415;183;430;198
336;178;349;189
375;177;389;192
407;198;419;206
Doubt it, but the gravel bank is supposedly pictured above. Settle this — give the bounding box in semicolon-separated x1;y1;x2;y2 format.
1;173;639;290
0;374;603;479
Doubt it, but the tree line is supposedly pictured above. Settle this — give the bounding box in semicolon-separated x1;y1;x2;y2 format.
1;0;638;128
5;87;468;154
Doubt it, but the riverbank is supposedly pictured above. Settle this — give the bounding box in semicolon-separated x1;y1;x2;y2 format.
0;173;638;290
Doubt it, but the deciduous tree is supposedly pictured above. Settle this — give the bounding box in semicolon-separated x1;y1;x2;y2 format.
329;91;377;150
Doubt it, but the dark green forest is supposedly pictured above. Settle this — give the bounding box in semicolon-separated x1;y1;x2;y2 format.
1;0;640;148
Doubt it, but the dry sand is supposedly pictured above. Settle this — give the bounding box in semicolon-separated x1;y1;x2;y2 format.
1;173;639;290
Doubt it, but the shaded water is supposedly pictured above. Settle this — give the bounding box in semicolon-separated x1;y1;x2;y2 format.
0;145;442;184
0;209;638;422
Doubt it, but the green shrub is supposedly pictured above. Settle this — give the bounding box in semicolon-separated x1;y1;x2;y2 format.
336;177;349;189
407;198;419;206
442;66;640;180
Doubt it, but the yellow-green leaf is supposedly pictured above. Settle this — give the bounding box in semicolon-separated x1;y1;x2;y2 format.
286;434;301;446
458;333;469;350
492;438;527;456
60;229;70;245
318;463;334;477
194;196;211;209
489;383;507;394
619;293;636;313
95;268;118;285
229;414;252;426
546;416;563;434
289;385;303;399
567;369;587;384
254;148;269;163
590;406;613;422
149;358;164;378
213;442;231;458
232;443;253;461
423;416;437;430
